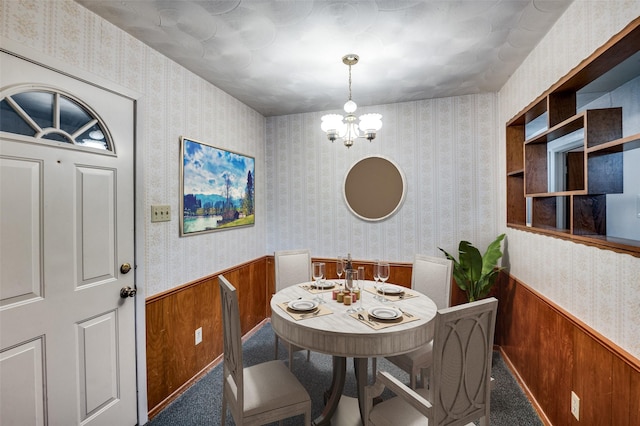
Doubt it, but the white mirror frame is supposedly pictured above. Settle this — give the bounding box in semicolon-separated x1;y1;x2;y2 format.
343;155;406;222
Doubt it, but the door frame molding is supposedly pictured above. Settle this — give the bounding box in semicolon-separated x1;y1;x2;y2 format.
1;37;149;425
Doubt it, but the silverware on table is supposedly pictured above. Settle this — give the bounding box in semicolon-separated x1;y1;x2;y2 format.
300;310;320;319
397;307;413;317
358;313;378;325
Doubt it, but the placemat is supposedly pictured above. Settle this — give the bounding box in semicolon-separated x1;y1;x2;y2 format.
298;281;337;294
363;285;418;301
349;310;420;330
277;301;333;321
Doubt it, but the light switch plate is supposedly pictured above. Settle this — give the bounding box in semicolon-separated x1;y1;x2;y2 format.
151;205;171;222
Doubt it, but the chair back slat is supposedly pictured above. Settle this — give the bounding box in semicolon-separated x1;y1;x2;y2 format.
275;249;312;291
430;298;497;425
219;275;243;411
412;254;453;310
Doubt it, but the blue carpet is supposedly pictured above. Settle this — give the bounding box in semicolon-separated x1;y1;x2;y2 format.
148;322;541;425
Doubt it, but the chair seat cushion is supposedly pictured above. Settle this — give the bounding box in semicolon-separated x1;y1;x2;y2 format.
386;341;433;372
369;388;477;426
369;387;431;425
243;360;310;417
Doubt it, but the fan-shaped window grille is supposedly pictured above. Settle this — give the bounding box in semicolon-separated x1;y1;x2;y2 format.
0;88;112;151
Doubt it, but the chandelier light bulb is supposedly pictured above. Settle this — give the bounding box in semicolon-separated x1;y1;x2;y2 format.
358;113;382;132
321;114;343;133
344;100;357;114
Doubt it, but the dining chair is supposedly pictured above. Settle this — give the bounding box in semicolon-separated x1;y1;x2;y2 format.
273;249;313;369
219;275;312;426
384;254;453;388
364;297;498;426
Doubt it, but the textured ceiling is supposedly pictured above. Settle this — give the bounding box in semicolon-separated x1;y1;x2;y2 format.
75;0;572;117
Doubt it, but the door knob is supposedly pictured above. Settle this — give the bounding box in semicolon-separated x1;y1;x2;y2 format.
120;263;132;274
120;286;136;298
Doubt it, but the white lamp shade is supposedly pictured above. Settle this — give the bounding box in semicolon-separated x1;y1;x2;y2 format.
321;114;344;133
358;113;382;132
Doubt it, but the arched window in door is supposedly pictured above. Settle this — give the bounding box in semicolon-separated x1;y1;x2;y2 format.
0;87;113;151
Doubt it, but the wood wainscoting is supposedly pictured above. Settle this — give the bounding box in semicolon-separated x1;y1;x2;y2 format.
144;256;415;417
144;255;638;425
495;272;640;425
145;256;273;418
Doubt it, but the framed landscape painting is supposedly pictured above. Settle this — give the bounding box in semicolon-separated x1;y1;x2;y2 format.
180;136;255;236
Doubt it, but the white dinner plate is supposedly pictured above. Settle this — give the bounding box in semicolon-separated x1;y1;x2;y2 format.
287;299;319;312
368;306;402;321
311;281;335;289
376;284;405;295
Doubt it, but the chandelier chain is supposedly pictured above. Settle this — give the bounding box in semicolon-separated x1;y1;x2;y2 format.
348;64;352;101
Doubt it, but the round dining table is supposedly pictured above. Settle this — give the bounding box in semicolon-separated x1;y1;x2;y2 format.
270;280;438;425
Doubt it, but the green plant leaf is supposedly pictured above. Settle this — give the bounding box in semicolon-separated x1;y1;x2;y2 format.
481;233;506;276
459;241;482;282
438;247;468;292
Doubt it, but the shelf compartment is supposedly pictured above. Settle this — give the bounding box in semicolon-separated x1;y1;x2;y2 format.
584;108;622;148
573;195;607;235
548;91;576;127
507;175;526;225
525;111;548;140
525;114;583;145
531;196;570;232
507;124;525;173
565;150;585;191
524;108;621;147
586;151;623;194
524;143;548;194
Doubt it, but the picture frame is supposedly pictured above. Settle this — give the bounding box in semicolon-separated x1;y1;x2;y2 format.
180;136;255;236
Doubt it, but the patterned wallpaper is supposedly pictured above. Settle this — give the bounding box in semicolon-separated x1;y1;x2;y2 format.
265;94;501;263
2;0;638;360
499;0;640;359
0;0;266;298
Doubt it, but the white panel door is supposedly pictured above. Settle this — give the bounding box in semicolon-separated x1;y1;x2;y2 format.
0;52;136;426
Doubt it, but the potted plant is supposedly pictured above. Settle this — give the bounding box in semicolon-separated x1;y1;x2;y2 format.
438;234;506;302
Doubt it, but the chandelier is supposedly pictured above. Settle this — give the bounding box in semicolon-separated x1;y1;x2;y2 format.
321;54;382;148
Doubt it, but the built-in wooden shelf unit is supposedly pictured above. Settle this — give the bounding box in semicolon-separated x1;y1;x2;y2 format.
506;17;640;257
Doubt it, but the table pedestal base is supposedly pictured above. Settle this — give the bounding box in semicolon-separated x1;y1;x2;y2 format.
312;357;370;426
313;356;346;426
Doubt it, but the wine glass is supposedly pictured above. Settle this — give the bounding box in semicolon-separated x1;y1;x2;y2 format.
356;266;365;311
377;262;390;303
312;262;326;304
373;260;382;301
336;256;345;286
344;269;357;313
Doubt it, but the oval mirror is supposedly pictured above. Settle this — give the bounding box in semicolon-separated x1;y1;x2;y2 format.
343;156;406;221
